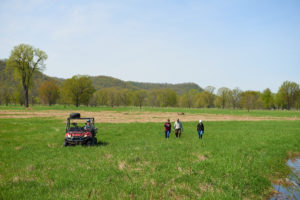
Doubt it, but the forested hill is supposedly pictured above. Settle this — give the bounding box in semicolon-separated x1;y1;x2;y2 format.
127;81;202;94
0;59;203;94
89;76;137;90
90;75;203;94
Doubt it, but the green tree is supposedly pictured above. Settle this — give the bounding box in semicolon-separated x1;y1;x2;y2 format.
255;93;264;109
107;88;119;107
241;91;260;112
157;89;177;107
261;88;274;109
95;89;109;106
194;92;207;108
295;90;300;110
0;87;2;105
164;89;177;107
274;92;284;110
216;87;231;109
39;80;59;106
204;86;216;108
230;87;242;109
277;81;299;110
119;89;132;106
7;44;47;108
63;75;95;107
89;92;98;107
148;90;160;107
12;86;25;106
133;90;147;109
181;89;198;108
0;85;12;106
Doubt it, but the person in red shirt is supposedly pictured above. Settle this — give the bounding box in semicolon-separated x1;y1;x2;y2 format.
164;119;171;138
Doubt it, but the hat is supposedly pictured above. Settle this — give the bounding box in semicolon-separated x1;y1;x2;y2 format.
199;120;202;123
87;119;91;122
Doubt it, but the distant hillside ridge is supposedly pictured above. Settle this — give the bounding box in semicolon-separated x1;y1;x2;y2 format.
0;59;203;94
89;76;137;90
88;75;203;94
127;81;203;94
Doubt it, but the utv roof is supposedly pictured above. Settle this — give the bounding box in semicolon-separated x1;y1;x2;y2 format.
67;117;94;120
68;113;94;120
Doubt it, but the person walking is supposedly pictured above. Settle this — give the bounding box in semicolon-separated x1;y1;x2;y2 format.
164;119;171;138
197;120;204;139
174;119;183;138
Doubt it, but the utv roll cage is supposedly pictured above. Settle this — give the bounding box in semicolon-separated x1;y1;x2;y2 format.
65;117;95;133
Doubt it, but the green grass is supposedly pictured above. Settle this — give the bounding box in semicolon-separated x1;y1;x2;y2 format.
1;104;300;118
0;118;299;199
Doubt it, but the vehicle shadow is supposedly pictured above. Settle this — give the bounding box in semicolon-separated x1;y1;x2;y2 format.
63;140;109;147
96;141;109;146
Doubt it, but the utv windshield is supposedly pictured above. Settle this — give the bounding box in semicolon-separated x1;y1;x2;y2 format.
66;118;94;132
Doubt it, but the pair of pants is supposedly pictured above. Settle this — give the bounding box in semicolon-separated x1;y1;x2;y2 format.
165;131;170;138
175;129;181;138
198;130;203;138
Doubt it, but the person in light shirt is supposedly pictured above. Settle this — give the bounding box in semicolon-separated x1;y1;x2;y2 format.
174;119;183;138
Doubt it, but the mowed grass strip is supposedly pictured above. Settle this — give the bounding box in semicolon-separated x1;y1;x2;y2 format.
0;118;299;199
1;105;300;118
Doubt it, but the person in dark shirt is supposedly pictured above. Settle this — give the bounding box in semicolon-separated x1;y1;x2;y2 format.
164;119;171;138
197;120;204;139
84;119;95;136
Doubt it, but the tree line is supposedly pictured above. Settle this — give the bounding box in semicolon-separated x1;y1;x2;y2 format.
1;44;299;110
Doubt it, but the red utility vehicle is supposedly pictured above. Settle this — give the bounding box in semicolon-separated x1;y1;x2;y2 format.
64;113;97;146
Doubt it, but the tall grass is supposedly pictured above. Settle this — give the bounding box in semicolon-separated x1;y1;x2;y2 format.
0;118;299;199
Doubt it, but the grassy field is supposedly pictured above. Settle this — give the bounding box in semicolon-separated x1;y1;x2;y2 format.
1;105;300;118
0;115;299;199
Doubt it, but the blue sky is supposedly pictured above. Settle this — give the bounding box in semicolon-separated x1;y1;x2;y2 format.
0;0;299;92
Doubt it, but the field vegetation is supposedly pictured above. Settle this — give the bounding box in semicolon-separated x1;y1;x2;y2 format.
0;113;299;199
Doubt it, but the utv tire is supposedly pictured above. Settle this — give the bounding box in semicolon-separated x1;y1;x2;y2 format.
92;138;97;146
70;113;81;119
87;139;92;146
64;141;68;147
